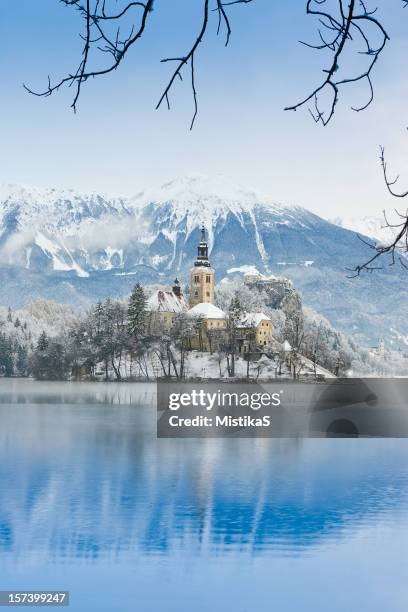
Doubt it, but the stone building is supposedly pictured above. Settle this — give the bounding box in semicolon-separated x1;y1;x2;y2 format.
147;225;274;353
146;278;188;333
236;312;273;353
187;302;227;352
243;272;302;315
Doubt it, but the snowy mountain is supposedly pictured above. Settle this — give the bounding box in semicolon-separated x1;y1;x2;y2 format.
0;176;305;276
330;214;401;245
0;182;135;276
0;175;407;347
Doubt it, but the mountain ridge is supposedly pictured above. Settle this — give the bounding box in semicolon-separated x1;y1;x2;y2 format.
0;175;407;348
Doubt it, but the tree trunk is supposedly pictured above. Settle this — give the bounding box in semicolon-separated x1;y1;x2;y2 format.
111;355;122;381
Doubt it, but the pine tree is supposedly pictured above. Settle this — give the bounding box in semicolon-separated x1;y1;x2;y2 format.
47;341;69;380
30;338;69;381
16;345;28;376
128;283;147;337
0;332;14;376
225;296;244;377
7;307;12;323
37;330;49;352
228;296;243;328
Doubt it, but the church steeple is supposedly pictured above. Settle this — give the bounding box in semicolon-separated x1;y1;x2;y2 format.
189;223;215;306
195;224;210;267
172;277;181;297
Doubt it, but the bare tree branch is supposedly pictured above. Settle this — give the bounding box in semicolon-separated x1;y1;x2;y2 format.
156;1;209;130
350;148;408;276
24;0;253;127
156;0;253;128
380;146;408;199
285;1;389;125
24;1;155;112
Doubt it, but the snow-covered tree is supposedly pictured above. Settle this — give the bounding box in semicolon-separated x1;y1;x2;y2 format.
223;296;244;377
128;283;147;338
37;331;49;352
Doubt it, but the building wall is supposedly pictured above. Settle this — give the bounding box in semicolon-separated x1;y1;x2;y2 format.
147;311;177;334
238;320;273;354
189;267;215;307
189;318;273;354
255;320;273;346
189;318;226;352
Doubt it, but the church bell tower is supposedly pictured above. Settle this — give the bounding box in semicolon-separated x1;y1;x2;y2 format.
189;224;215;307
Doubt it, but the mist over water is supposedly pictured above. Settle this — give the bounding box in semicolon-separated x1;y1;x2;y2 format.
0;380;407;611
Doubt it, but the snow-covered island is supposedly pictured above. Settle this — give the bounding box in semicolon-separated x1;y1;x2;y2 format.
1;175;408;352
1;223;407;382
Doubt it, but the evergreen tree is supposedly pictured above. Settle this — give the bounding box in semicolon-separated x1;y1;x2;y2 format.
30;331;50;379
16;345;29;376
37;331;49;352
0;332;14;376
128;283;147;337
224;297;244;377
228;296;243;327
30;337;69;381
47;341;69;380
7;307;12;323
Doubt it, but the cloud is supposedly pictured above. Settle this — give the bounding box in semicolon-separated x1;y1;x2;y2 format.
63;215;151;251
1;229;36;263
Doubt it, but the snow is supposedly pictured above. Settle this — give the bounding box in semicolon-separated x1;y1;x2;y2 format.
237;312;271;328
103;247;124;270
151;254;168;267
130;174;291;244
25;246;32;269
389;327;408;347
227;265;261;275
330;214;397;243
298;355;337;379
147;290;188;313
0;182;130;277
34;232;89;277
182;351;285;379
180;350;335;380
187;303;226;319
132;174;262;211
243;272;281;282
0;299;79;341
0;175;316;280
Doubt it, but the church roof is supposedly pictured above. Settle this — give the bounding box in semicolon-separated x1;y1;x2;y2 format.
147;290;188;314
190;265;213;272
237;312;271;328
187;303;226;320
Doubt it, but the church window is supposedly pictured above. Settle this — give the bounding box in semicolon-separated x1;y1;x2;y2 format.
194;275;199;283
206;291;210;297
194;290;199;297
206;275;211;283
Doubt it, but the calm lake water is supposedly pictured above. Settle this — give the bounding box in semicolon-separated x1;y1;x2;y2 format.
0;379;407;611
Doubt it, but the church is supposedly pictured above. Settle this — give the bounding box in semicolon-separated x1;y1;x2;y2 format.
146;225;273;353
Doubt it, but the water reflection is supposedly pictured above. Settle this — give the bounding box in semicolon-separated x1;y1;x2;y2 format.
0;380;407;566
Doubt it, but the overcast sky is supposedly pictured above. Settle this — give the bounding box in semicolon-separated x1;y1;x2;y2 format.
0;1;408;220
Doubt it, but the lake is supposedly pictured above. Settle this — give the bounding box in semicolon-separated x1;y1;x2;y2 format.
0;379;407;611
